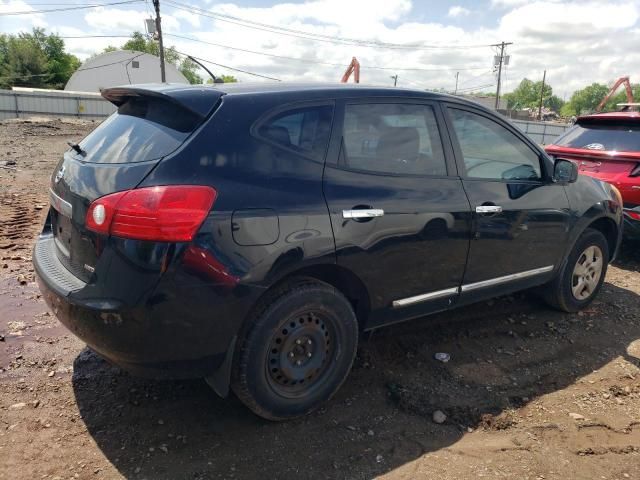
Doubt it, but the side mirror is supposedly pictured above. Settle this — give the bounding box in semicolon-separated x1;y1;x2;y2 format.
553;158;578;183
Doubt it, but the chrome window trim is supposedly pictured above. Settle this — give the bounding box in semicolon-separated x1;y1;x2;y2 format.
49;189;72;218
392;265;554;308
460;265;554;292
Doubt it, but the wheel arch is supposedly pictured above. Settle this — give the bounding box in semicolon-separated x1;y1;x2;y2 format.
586;216;619;261
269;263;371;330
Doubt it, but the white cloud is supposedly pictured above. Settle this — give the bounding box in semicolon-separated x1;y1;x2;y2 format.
5;0;640;97
0;0;47;31
491;0;531;7
448;6;471;17
172;9;201;28
84;7;180;34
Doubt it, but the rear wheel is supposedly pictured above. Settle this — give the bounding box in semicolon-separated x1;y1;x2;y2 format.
231;278;358;421
542;228;609;312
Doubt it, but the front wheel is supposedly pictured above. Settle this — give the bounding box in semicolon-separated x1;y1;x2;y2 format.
231;278;358;421
542;228;609;312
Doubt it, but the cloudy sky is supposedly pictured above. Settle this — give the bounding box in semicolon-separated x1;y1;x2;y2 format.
1;0;640;98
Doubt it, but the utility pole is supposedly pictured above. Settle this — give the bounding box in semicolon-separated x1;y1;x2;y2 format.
491;41;512;110
390;74;398;87
454;72;459;95
538;69;546;121
152;0;166;83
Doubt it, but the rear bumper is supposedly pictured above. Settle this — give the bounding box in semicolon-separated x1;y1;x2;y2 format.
33;234;256;380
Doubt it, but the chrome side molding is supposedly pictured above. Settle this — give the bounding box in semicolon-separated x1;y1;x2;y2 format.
460;265;554;292
392;287;459;308
392;265;554;308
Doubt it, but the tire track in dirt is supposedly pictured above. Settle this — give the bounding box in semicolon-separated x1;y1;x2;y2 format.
0;192;42;252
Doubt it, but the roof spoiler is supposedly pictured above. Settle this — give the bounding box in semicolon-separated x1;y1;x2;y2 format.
100;85;224;118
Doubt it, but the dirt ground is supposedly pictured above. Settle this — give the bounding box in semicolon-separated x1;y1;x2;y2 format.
0;118;639;480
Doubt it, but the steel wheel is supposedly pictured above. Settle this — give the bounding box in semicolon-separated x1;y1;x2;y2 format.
231;278;358;420
266;310;335;398
571;245;603;300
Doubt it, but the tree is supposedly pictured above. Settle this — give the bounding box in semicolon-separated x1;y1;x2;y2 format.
545;94;564;113
503;78;557;111
560;83;610;116
0;28;80;89
113;32;202;84
179;57;203;85
206;74;238;84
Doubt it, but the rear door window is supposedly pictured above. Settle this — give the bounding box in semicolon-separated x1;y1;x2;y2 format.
257;104;334;161
555;122;640;151
77;96;203;164
340;103;447;176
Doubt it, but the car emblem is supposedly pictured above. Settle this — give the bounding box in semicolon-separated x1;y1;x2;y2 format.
54;165;65;184
584;143;605;150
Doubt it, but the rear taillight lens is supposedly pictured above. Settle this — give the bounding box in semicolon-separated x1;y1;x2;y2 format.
86;186;217;242
630;164;640;177
626;210;640;221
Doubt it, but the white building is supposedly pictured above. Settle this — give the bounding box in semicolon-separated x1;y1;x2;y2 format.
65;50;188;93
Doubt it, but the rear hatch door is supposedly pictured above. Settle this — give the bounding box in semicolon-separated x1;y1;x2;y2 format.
49;85;223;281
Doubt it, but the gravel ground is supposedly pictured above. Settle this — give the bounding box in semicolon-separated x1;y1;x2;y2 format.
1;118;639;480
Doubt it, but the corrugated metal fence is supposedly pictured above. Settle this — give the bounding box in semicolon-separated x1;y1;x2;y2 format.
0;88;572;145
511;119;570;145
0;88;115;120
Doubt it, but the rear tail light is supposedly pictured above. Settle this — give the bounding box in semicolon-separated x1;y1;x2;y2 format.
630;163;640;177
626;209;640;221
86;186;217;242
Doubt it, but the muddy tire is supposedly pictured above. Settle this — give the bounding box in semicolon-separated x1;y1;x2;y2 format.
542;228;608;312
231;278;358;421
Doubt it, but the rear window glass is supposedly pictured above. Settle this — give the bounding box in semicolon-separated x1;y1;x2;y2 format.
257;105;333;161
77;96;202;164
556;122;640;152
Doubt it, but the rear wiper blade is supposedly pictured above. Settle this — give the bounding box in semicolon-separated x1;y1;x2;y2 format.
67;141;86;156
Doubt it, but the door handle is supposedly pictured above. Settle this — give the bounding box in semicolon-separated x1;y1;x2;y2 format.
475;205;503;214
342;209;385;219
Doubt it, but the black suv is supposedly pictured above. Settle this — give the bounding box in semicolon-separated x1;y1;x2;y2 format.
34;83;623;420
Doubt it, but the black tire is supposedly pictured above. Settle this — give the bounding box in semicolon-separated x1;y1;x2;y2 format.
231;278;358;421
542;228;609;312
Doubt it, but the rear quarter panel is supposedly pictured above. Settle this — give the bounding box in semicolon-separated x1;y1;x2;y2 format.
139;93;338;326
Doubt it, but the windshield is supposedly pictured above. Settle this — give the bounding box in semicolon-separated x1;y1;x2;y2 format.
555;122;640;152
77;96;202;164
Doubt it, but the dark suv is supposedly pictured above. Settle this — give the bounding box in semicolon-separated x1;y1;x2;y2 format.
34;83;623;420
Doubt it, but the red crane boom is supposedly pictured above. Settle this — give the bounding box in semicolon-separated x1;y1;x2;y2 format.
341;57;360;84
596;76;634;112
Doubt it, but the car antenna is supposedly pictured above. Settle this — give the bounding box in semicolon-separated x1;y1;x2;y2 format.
187;55;224;84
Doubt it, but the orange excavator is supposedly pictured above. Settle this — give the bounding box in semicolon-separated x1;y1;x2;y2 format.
596;76;634;112
341;57;360;83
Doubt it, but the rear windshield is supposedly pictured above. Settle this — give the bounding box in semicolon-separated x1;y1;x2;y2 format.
77;96;202;164
555;122;640;152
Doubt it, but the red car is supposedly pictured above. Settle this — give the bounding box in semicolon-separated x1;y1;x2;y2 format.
546;111;640;238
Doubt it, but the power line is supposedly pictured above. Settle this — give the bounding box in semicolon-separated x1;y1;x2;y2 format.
164;33;490;72
164;1;497;51
456;83;495;93
173;50;281;81
75;53;145;72
0;72;54;80
0;0;143;15
58;35;133;39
